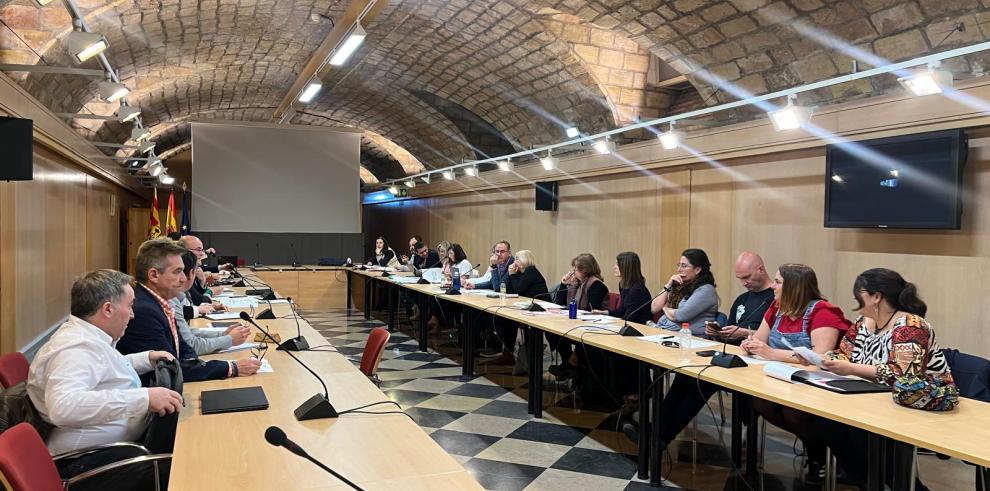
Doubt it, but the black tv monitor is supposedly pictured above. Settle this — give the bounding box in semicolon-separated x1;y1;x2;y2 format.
0;116;33;181
824;129;967;229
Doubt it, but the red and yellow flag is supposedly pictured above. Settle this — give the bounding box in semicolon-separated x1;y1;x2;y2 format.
165;188;178;236
149;188;162;239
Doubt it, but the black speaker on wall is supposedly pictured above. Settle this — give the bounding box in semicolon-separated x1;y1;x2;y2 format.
0;116;33;181
535;181;558;211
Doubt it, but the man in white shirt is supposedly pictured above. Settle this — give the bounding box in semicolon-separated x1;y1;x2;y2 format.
28;269;182;490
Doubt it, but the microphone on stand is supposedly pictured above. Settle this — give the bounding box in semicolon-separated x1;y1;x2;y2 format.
711;298;770;369
524;278;567;312
617;290;667;337
277;297;309;351
264;426;364;490
240;312;336;419
253;243;263;268
289;242;302;268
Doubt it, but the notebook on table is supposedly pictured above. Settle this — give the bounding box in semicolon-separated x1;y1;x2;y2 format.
764;363;891;394
201;386;270;414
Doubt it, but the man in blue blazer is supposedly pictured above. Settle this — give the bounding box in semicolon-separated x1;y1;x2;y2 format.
117;238;260;382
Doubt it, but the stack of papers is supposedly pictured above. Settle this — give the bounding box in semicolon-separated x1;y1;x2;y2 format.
220;298;259;309
218;342;260;353
204;312;242;321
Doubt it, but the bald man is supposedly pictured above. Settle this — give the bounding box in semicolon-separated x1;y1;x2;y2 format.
706;251;774;343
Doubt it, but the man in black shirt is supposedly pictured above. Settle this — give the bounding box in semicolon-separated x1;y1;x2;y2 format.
706;251;773;343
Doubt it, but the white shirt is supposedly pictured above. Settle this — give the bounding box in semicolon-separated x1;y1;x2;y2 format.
27;316;154;455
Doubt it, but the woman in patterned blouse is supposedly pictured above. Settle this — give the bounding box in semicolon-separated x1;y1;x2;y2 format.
815;268;958;488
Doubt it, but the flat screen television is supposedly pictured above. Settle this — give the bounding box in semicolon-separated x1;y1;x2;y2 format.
824;129;967;229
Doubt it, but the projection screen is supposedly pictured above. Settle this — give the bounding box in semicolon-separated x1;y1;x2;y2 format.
191;121;361;233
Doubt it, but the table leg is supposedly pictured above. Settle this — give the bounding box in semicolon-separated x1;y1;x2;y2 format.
462;308;475;378
526;327;535;414
649;366;665;486
744;395;758;476
731;391;743;470
417;294;428;352
637;361;650;480
866;432;886;491
346;271;352;310
531;327;543;418
387;283;396;333
890;440;915;491
363;277;371;320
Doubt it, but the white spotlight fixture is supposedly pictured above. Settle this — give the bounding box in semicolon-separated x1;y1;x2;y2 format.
298;81;322;103
66;22;109;64
540;151;559;171
98;81;130;103
147;160;163;177
565;126;579;138
139;141;155;154
118;105;140;122
768;95;815;131
329;24;367;66
404;179;416;188
658;121;682;150
593;138;616;154
387;185;399;195
442;170;455;180
130;127;151;142
159;174;175;185
464;165;478;177
421;174;431;184
497;158;513;172
898;65;953;96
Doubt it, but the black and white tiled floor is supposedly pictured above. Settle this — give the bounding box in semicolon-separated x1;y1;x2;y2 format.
301;307;974;491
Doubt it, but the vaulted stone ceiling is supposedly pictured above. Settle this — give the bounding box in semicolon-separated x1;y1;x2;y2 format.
2;0;990;185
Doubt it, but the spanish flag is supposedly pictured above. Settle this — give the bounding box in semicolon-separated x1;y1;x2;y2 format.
165;188;178;236
149;188;162;239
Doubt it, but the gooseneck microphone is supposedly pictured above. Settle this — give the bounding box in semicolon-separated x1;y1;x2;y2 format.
264;426;364;490
289;243;302;268
277;296;310;351
240;311;336;420
617;289;668;337
254;242;263;268
711;297;770;369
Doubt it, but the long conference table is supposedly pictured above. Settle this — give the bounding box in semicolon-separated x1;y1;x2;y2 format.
168;271;483;490
346;267;990;490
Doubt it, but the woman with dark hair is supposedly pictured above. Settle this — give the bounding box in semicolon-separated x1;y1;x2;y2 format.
593;252;652;324
651;248;718;334
428;243;473;332
546;253;610;381
367;236;396;267
812;268;957;488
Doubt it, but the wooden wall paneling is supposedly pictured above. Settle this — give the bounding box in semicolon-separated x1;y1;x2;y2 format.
86;177;120;271
0;181;15;354
688;165;736;303
658;170;692;295
127;208;151;276
297;270;348;310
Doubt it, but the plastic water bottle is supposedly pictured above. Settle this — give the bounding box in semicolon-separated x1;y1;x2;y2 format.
499;282;507;305
568;299;578;319
679;322;692;360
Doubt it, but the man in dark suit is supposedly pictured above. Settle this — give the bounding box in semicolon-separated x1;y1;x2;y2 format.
117;238;260;382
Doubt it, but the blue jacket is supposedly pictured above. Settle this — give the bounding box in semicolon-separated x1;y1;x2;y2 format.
117;285;230;383
474;257;514;292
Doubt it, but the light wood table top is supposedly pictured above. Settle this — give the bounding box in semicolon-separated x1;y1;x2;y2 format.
361;276;990;468
170;288;481;490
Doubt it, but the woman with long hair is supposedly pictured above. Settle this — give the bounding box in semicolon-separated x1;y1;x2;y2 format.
650;248;718;334
546;253;609;381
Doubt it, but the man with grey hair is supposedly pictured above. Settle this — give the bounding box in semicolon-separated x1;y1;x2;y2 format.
117;239;260;381
28;269;181;489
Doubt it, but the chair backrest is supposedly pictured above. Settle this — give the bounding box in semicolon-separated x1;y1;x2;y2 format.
716;312;729;327
0;423;63;491
360;328;391;377
607;293;621;312
943;348;990;402
0;353;28;388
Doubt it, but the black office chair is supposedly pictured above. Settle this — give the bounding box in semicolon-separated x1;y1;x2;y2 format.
940;348;990;490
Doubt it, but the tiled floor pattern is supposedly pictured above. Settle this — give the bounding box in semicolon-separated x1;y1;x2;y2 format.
301;307;975;491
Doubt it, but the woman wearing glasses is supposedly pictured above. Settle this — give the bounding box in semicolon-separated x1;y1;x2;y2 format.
650;248;718;334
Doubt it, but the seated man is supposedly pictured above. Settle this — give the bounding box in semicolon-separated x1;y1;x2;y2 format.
173;250;251;355
705;251;775;343
177;235;226;306
27;269;182;490
117;238;260;382
397;235;422;266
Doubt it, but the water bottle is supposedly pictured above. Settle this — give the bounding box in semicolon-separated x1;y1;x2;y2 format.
452;266;461;291
499;282;507;305
679;322;692;360
568;299;578;319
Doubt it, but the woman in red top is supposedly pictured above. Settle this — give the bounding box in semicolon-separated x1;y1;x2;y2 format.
742;264;852;483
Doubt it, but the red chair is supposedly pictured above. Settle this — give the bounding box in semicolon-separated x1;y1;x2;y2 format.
359;328;391;385
0;423;171;491
606;293;621;312
0;352;29;388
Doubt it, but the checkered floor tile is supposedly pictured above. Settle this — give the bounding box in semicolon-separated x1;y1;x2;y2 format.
301;307;975;491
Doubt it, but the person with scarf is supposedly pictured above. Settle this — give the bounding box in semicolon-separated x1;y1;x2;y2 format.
546;253;609;381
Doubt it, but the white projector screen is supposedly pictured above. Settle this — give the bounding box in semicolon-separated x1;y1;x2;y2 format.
191;121;361;233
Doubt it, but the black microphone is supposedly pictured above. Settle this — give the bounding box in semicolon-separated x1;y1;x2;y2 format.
264;426;363;490
254;242;263;268
522;292;553;312
277;296;309;351
240;311;336;420
255;294;277;320
617;289;667;337
289;243;301;268
711;297;770;369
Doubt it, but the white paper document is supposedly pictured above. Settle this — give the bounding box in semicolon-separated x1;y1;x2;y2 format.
197;327;227;335
634;335;720;349
257;359;273;373
218;342;260;353
204;312;242;320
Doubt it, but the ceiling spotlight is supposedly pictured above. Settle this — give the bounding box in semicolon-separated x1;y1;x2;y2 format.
768;96;815;131
329;24;367;66
139;141;155;154
131;127;151;142
159;174;175;185
298;81;322;103
420;174;431;184
404;179;416;188
565;127;579;138
148;160;163;177
118;105;140;122
497;159;513;172
128;159;142;168
593;138;616;154
540;151;559;170
898;66;953;96
98;81;129;103
387;185;399;195
66;22;108;63
442;170;455;180
659;122;682;150
464;165;478;177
